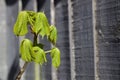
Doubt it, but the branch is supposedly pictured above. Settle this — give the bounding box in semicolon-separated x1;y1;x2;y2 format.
45;50;51;54
16;62;28;80
16;32;38;80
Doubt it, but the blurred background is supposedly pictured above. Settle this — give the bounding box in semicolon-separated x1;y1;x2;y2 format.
0;0;120;80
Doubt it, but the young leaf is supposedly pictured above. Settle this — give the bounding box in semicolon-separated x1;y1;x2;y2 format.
51;47;61;68
48;25;57;45
20;39;33;62
33;12;42;34
34;12;50;37
13;11;28;36
31;46;47;64
27;11;36;27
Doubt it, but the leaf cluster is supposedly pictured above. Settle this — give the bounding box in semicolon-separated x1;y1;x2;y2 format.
13;11;60;68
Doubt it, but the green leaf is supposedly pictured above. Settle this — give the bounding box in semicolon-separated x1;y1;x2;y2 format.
20;39;33;62
31;46;47;64
33;12;50;37
27;11;36;27
48;25;57;45
51;47;61;68
13;11;29;36
27;11;36;17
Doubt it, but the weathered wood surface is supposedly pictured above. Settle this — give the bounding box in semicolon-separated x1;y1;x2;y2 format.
0;0;10;80
96;0;120;80
71;0;95;80
55;0;71;80
5;0;20;80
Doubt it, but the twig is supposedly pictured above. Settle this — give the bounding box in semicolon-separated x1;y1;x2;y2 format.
45;50;51;54
16;62;28;80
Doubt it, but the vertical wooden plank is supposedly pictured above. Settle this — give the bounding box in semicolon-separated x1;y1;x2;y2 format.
50;0;58;80
55;0;71;80
71;0;95;80
96;0;120;80
37;0;51;80
68;0;76;80
0;0;10;80
5;0;20;80
92;0;99;80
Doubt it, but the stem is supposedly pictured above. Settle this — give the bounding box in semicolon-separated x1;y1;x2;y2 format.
33;33;38;46
16;62;28;80
45;50;51;54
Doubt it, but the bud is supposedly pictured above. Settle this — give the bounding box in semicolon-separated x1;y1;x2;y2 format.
51;47;61;68
34;12;50;37
13;11;28;36
31;46;47;65
48;25;57;45
20;39;33;62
